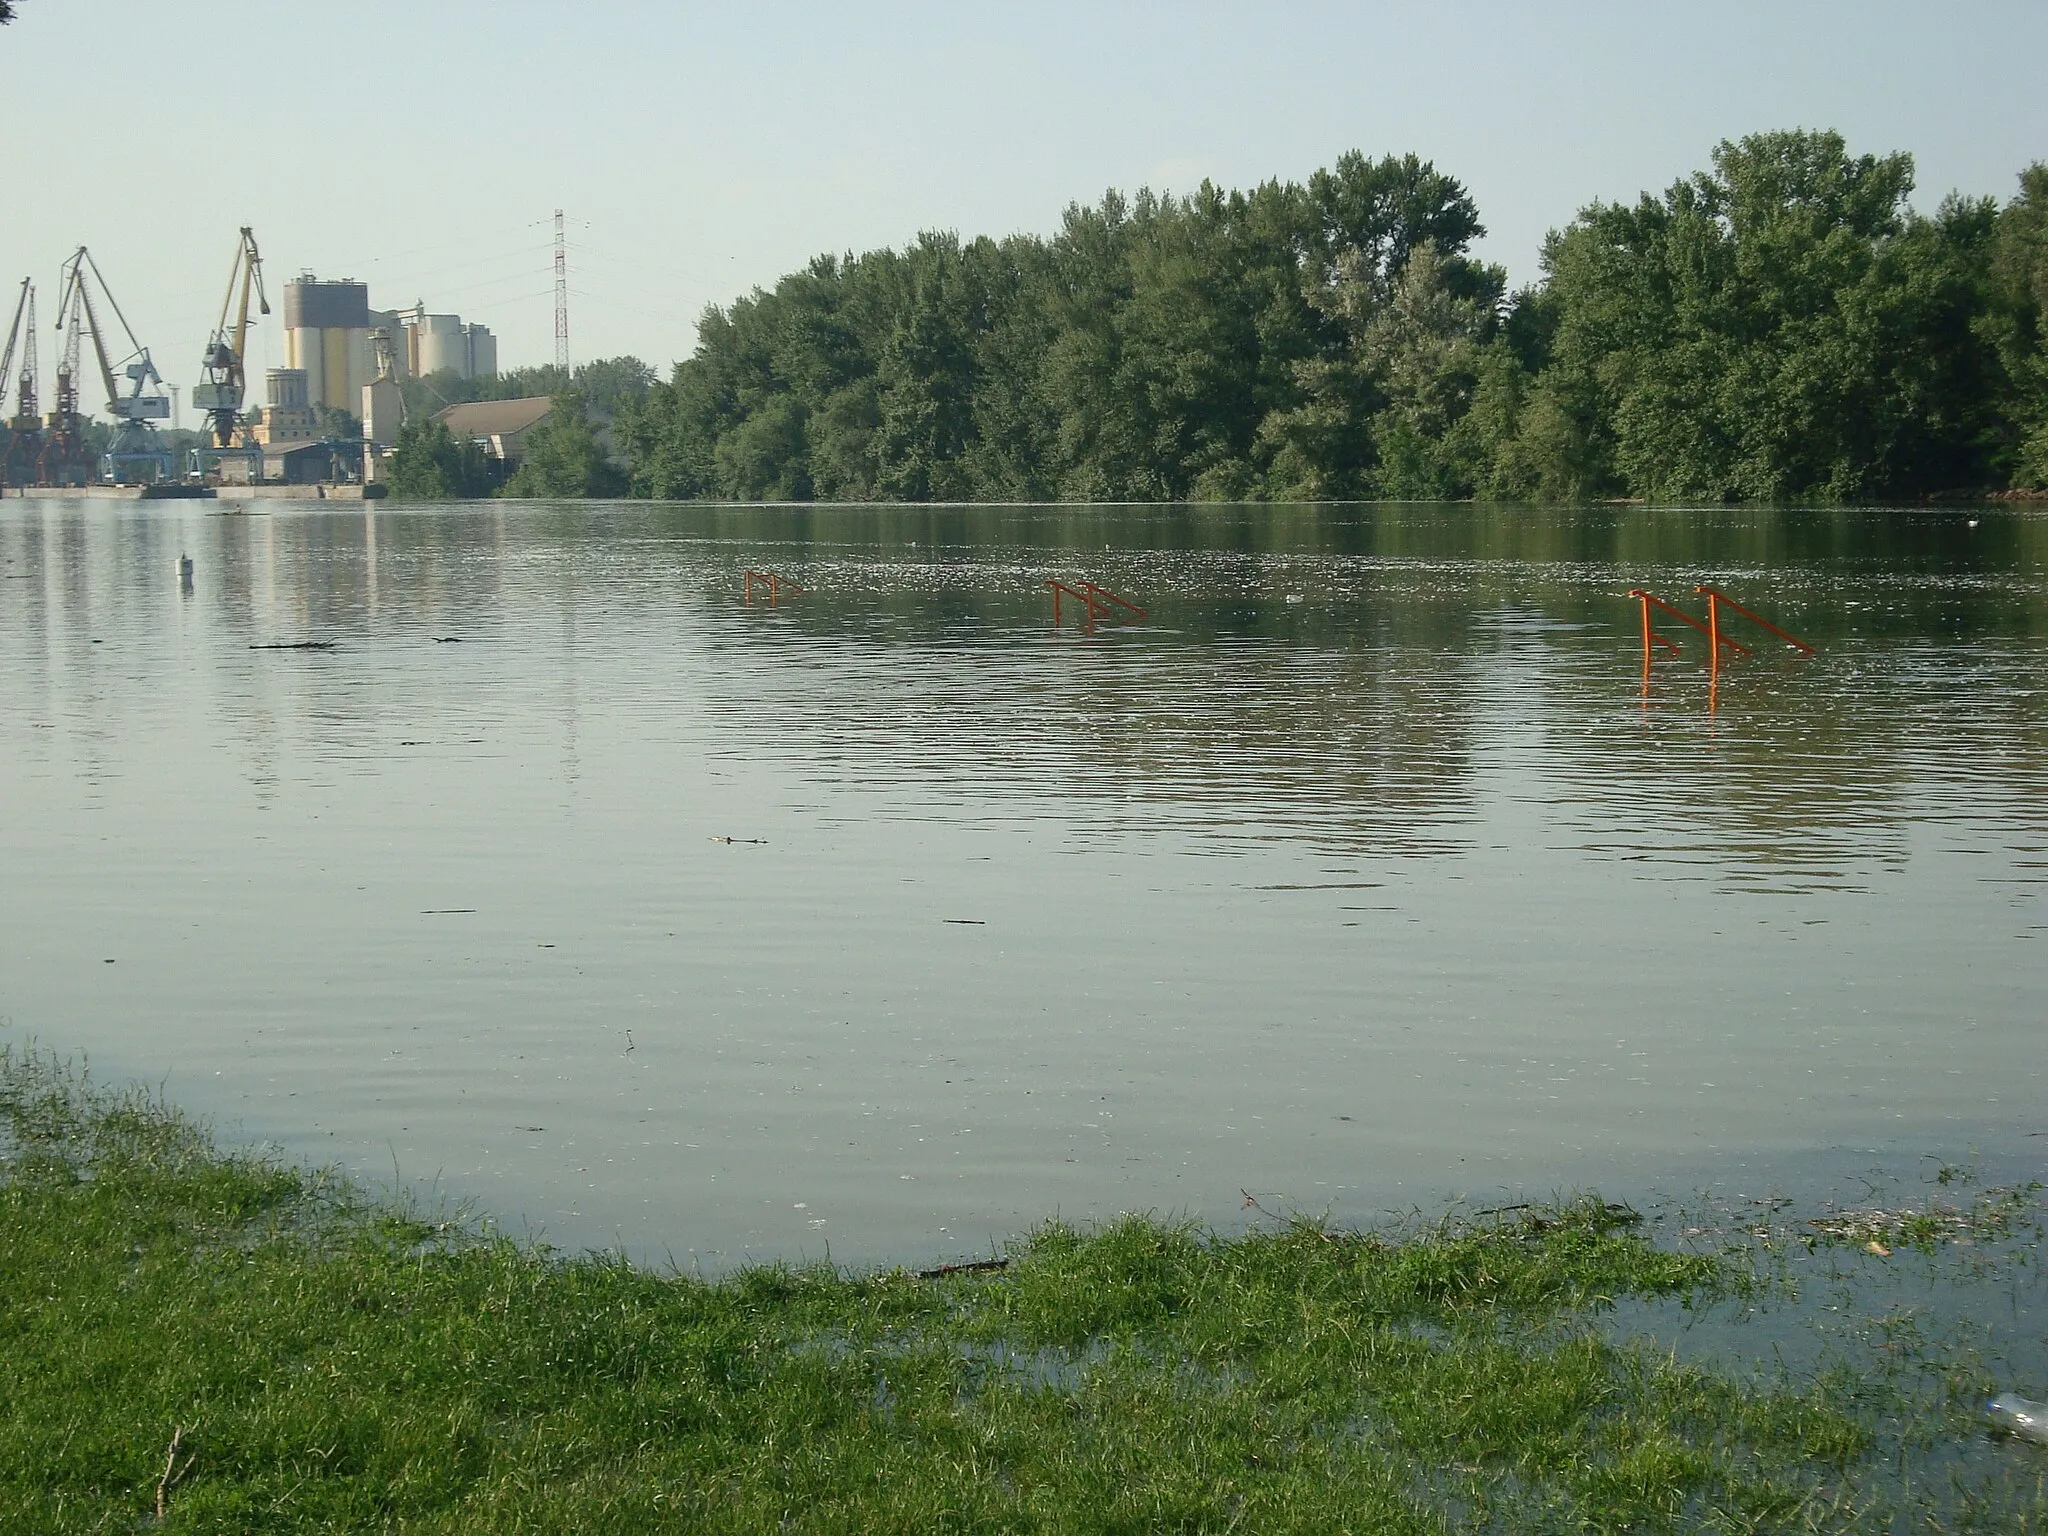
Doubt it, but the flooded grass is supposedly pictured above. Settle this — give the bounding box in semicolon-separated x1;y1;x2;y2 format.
3;1044;2044;1533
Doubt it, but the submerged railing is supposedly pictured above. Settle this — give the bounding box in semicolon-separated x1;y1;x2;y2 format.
1694;586;1815;660
743;570;806;604
1627;586;1812;699
1046;578;1147;630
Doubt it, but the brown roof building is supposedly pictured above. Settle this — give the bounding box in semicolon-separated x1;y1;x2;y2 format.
433;397;555;464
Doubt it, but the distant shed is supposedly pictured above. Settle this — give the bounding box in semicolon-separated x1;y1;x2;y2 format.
262;440;354;485
433;397;555;465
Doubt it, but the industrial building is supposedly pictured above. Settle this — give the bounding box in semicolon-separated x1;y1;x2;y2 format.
252;369;318;445
282;276;382;412
407;312;497;380
432;397;553;465
281;274;497;412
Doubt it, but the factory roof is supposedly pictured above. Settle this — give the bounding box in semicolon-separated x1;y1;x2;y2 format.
261;439;339;461
433;397;555;440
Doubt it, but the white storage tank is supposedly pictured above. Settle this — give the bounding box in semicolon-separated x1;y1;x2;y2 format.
414;314;466;378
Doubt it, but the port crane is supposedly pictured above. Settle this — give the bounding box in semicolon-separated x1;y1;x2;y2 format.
0;278;39;486
193;227;268;448
51;245;171;484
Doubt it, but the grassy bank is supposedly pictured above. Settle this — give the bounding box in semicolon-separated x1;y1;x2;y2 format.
2;1044;2041;1533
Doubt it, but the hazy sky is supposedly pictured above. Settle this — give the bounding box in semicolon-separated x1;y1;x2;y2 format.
2;1;2042;405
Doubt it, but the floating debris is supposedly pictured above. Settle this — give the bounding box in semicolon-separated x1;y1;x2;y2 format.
1806;1195;2032;1249
1989;1394;2048;1446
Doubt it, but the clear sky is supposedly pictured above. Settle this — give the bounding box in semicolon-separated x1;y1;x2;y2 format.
2;1;2042;404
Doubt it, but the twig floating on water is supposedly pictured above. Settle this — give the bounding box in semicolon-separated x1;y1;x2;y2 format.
709;836;767;845
249;641;335;651
943;919;987;925
421;909;477;915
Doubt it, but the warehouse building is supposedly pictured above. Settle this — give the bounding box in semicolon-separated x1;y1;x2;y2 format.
432;397;554;466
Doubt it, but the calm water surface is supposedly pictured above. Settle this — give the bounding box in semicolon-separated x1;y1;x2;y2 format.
1;499;2042;1265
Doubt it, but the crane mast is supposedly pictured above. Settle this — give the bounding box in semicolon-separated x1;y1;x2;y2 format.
1;278;40;487
51;246;170;484
0;278;29;408
194;227;269;448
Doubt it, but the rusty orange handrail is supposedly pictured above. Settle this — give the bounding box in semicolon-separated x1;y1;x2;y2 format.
1693;587;1813;656
1626;588;1747;665
1078;581;1147;619
1045;579;1106;627
743;569;806;603
1045;577;1143;630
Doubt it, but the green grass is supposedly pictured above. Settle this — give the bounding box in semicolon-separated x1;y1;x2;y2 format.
1;1044;2039;1533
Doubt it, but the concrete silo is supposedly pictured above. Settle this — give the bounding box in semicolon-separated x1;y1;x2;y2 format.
282;276;373;412
464;324;497;379
411;313;467;378
402;311;499;382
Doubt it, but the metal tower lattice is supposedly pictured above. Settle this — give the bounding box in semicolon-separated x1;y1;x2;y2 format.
553;209;570;372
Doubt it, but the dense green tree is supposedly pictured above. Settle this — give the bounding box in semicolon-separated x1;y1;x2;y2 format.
500;392;629;498
1985;164;2048;485
619;153;1496;504
1526;131;2004;500
617;137;2040;505
385;418;494;500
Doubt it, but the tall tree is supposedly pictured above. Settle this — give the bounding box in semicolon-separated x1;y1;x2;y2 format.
386;419;494;500
1528;130;2001;500
1986;165;2048;485
501;393;628;498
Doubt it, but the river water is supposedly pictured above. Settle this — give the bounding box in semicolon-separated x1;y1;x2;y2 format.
1;499;2041;1265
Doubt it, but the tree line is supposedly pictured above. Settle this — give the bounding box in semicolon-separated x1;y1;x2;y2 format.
2;141;2035;504
401;131;2048;503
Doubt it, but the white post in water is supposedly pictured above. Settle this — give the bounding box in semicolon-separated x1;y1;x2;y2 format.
176;554;194;594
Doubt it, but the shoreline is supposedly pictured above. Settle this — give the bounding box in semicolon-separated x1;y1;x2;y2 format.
0;482;384;500
5;1045;2043;1531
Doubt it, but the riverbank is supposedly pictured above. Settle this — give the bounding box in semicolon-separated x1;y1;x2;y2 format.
0;482;382;500
2;1046;2042;1533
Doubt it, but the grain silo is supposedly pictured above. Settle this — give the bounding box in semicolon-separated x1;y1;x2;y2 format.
404;313;500;381
411;313;467;377
282;276;373;411
464;324;497;379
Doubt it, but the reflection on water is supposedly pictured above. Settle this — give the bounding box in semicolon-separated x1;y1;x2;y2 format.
1;500;2043;1264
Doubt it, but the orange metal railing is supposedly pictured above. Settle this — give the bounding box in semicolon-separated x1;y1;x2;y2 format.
743;569;806;604
1627;586;1812;710
1046;578;1146;630
1079;581;1146;619
1626;587;1747;669
1693;586;1814;658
